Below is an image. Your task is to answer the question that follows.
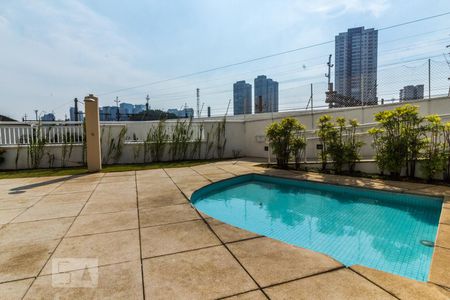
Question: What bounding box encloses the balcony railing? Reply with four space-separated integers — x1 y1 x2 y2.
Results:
0 122 84 146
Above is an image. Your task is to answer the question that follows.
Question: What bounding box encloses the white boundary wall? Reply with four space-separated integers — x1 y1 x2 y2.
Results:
1 97 449 176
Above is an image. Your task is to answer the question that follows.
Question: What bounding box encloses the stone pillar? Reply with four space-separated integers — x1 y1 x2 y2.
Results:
84 94 102 172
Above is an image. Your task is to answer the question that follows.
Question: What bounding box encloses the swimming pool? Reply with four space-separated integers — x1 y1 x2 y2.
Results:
191 174 442 281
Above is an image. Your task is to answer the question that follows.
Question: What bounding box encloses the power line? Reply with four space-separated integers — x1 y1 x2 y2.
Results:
97 12 450 97
377 12 450 31
100 32 450 104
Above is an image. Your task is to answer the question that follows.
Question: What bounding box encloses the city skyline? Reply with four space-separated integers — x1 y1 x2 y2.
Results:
0 2 449 120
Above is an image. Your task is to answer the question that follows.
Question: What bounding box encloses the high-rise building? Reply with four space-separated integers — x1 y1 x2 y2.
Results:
399 84 424 101
335 27 378 106
69 107 84 121
254 75 279 113
233 81 252 115
120 103 134 114
41 113 55 121
133 105 146 114
99 106 119 121
167 107 194 118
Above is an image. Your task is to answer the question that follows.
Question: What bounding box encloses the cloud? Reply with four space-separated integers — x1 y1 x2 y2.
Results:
304 0 390 17
0 0 155 118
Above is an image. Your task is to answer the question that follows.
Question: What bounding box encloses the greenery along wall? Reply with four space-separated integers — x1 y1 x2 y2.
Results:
369 104 450 181
266 104 450 182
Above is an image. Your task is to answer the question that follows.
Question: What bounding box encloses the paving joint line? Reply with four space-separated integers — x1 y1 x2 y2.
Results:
8 178 69 224
195 208 271 300
260 266 346 291
215 288 262 300
6 215 77 225
32 259 141 279
163 167 270 299
21 177 103 299
139 202 190 210
140 218 203 230
63 226 139 239
435 244 450 250
142 244 222 260
224 235 265 245
0 276 36 285
349 267 400 299
134 170 146 300
430 281 450 291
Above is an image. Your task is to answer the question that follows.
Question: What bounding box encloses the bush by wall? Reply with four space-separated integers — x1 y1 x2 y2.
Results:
369 104 450 181
317 116 363 174
266 117 306 169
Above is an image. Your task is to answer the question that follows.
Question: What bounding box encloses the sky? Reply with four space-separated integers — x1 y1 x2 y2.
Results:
0 0 449 120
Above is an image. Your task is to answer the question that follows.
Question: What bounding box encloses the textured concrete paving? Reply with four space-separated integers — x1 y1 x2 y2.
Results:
0 159 449 299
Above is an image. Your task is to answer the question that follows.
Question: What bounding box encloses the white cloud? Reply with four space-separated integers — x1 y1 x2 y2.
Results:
304 0 390 17
0 0 155 119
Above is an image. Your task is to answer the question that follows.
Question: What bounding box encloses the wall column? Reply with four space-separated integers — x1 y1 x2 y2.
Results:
84 94 102 172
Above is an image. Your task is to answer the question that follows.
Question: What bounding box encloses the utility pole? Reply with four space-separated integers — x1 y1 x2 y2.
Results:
114 96 120 121
196 88 200 118
225 99 231 117
74 98 79 121
306 83 314 110
324 54 334 108
146 94 150 112
446 44 450 96
325 54 333 87
428 58 431 100
200 103 204 117
207 106 211 118
34 110 38 121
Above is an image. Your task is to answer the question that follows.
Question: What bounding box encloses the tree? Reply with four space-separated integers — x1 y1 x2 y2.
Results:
128 110 178 121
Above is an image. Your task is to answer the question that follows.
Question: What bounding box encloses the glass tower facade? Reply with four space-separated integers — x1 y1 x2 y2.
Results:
335 27 378 105
233 80 252 115
254 75 279 113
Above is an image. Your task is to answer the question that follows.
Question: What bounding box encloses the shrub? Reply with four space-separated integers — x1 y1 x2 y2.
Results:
443 122 450 182
326 117 345 173
28 123 50 169
266 117 306 169
421 115 445 181
144 119 168 163
344 119 364 173
370 105 425 178
291 136 307 170
316 115 334 170
317 116 363 174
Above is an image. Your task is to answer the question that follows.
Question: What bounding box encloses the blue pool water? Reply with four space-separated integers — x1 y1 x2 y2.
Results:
191 174 442 281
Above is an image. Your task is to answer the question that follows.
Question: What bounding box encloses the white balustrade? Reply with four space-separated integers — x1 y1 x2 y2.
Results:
0 123 85 146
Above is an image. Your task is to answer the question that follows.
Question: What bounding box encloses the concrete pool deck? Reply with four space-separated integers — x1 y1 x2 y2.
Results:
0 159 448 299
